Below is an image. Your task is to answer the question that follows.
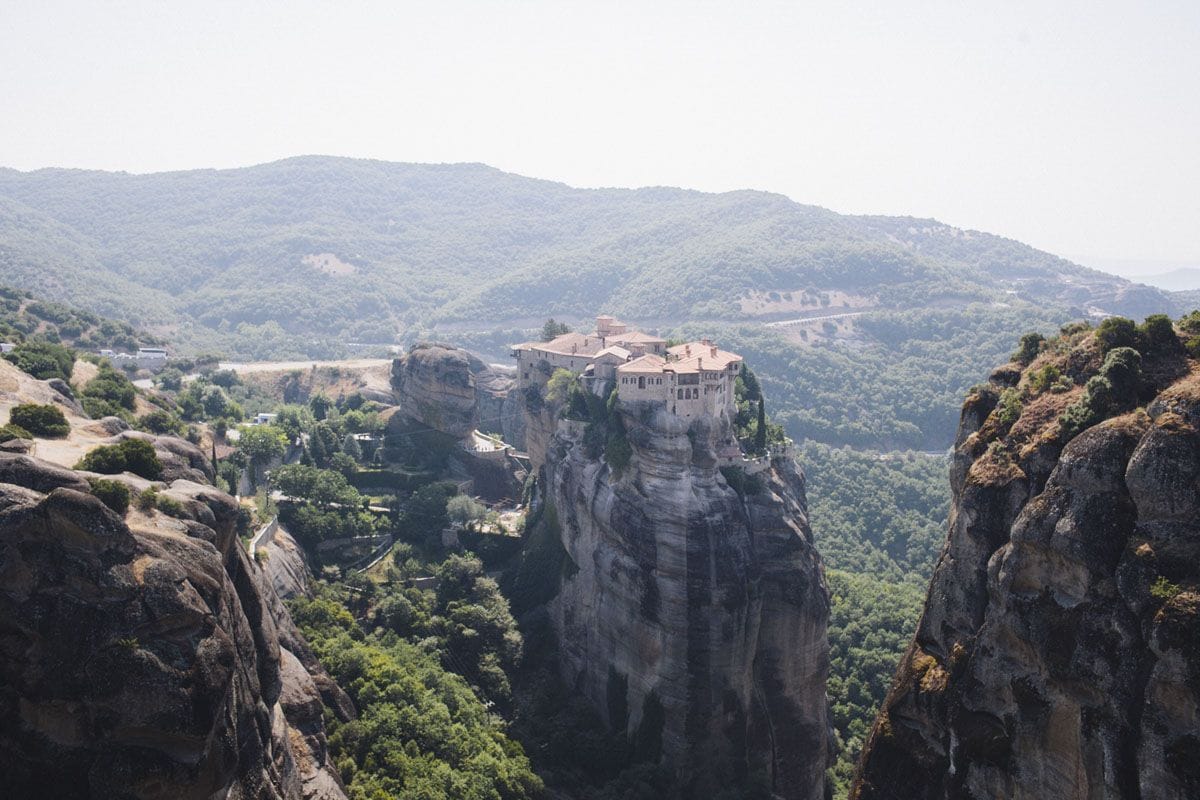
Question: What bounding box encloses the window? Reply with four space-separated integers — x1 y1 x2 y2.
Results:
638 376 645 389
677 388 684 399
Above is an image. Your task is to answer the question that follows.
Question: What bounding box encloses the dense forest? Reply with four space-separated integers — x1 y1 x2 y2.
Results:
0 157 1172 348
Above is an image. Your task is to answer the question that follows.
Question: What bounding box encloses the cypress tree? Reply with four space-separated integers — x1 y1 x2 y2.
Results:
754 398 767 454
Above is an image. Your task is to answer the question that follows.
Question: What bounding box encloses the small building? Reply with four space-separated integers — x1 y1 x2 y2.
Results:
0 342 15 354
136 348 169 361
253 412 278 426
590 345 632 381
98 348 116 358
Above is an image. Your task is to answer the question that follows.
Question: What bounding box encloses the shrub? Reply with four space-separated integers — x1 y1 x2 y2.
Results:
1059 375 1112 441
81 396 127 421
76 438 163 480
605 429 632 473
1138 314 1181 354
135 487 159 511
88 478 130 515
1098 346 1141 404
995 387 1022 427
3 340 75 381
1150 575 1181 601
1095 317 1137 354
0 423 32 441
154 493 188 518
82 365 137 412
1028 363 1063 394
9 403 70 438
1012 332 1045 365
138 409 182 434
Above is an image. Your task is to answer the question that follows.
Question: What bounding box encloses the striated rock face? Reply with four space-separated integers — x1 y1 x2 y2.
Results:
266 524 315 600
853 362 1200 800
538 401 830 799
390 343 478 438
0 453 350 800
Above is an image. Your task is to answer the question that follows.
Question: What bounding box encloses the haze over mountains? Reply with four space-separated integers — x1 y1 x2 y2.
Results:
0 157 1177 332
1 155 1186 452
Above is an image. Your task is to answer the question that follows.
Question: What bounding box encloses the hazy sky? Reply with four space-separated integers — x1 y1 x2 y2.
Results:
2 1 1197 269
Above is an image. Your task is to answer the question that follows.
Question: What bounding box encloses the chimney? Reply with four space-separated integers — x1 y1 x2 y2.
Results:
711 346 717 357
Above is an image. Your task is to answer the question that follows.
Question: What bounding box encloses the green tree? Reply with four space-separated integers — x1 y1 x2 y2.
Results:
310 393 332 420
544 368 576 404
341 433 363 462
238 425 287 471
754 398 767 453
1012 331 1045 364
155 367 184 391
541 318 571 341
447 494 487 529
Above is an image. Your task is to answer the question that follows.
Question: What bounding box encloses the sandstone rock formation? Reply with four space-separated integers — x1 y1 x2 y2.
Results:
0 453 350 800
266 524 316 600
467 352 525 450
527 396 831 799
853 348 1200 799
391 342 478 438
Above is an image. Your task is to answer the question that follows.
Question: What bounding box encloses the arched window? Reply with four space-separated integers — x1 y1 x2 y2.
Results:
677 388 684 399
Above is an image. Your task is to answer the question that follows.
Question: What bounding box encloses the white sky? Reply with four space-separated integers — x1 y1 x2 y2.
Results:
2 0 1198 269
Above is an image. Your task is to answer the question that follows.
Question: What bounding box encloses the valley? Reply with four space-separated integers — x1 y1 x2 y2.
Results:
0 160 1196 800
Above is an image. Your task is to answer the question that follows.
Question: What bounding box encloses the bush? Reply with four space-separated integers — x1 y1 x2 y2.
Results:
995 387 1022 427
1138 314 1180 354
1095 316 1137 354
9 403 70 438
82 364 137 412
1098 346 1141 403
138 409 182 434
154 493 188 518
3 340 75 381
135 487 159 511
0 423 32 441
1012 331 1045 365
76 438 163 480
1059 375 1113 441
88 478 130 515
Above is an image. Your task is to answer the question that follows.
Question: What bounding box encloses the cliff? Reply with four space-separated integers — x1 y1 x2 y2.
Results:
391 342 479 439
0 452 351 800
526 392 831 798
852 324 1200 799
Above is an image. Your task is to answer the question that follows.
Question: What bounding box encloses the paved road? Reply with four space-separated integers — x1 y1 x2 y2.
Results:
219 358 392 374
764 311 870 328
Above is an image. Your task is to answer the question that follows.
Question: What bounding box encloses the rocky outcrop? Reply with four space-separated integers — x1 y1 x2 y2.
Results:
266 524 315 600
0 453 349 800
532 399 830 799
853 349 1200 799
391 343 477 438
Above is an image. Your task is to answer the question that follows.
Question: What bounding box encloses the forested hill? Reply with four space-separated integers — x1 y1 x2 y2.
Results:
0 156 1172 350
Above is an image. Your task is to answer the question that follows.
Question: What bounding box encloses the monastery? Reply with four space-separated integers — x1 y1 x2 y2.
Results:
512 315 743 420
